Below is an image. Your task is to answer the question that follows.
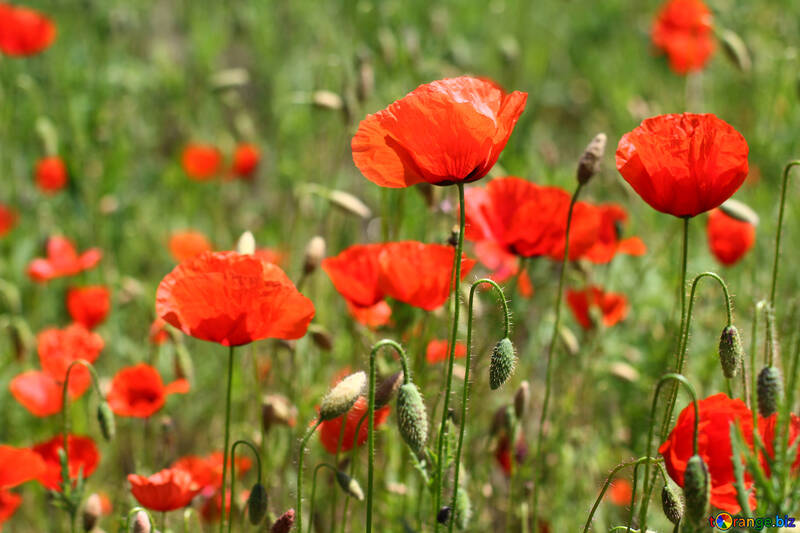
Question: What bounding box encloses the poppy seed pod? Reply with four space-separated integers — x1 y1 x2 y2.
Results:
303 236 326 275
489 337 516 390
335 470 365 501
661 475 684 525
718 325 743 378
757 366 783 417
97 402 116 441
454 487 472 530
436 506 451 525
397 382 428 454
320 371 366 421
270 508 295 533
577 133 607 184
130 510 151 533
237 231 256 255
374 371 403 409
683 455 710 526
247 483 268 525
514 380 530 419
82 493 102 531
261 394 297 431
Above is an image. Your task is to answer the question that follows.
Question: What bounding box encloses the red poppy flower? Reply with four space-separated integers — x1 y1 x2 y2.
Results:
156 251 315 346
652 0 714 74
253 247 285 266
581 204 647 264
66 286 111 329
319 396 390 454
128 468 201 512
607 479 633 506
168 230 213 262
34 156 68 194
352 76 527 188
759 413 800 474
182 144 221 180
616 114 749 218
322 243 392 326
0 490 22 529
0 445 46 488
425 339 467 364
346 300 392 328
659 393 756 513
107 364 189 418
0 205 17 237
566 286 629 330
27 236 102 282
377 242 475 311
0 3 56 56
706 208 755 266
149 317 170 345
172 451 252 494
9 370 66 416
231 143 260 178
32 435 99 490
38 323 103 394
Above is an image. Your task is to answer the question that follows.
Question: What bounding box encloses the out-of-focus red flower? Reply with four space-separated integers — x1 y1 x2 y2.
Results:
27 236 102 282
377 242 475 311
0 205 17 237
322 243 392 327
494 434 527 476
659 393 756 513
156 251 315 346
425 339 467 364
616 114 749 218
352 76 527 188
652 0 714 74
759 413 800 474
66 286 111 329
149 317 170 345
168 230 212 262
0 489 22 529
0 3 56 56
319 396 390 454
38 323 103 396
231 143 260 178
253 248 285 266
172 451 251 495
581 204 647 264
706 208 755 266
9 370 66 416
128 468 200 512
34 156 68 194
566 286 628 330
345 300 392 328
0 445 46 488
182 144 221 180
107 364 189 418
607 479 633 506
32 435 100 490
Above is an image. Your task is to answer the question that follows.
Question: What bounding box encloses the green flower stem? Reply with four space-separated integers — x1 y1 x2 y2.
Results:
310 462 339 532
751 301 766 432
769 160 800 306
227 439 262 533
341 412 370 533
61 360 104 466
218 346 236 533
531 181 584 532
297 419 322 533
448 278 509 532
434 182 466 531
640 373 699 532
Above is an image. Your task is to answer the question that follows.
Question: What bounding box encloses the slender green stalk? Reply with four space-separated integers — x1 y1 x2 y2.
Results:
448 279 509 532
751 301 766 434
61 360 104 470
342 412 370 533
434 182 466 530
228 439 262 533
310 462 338 531
531 182 584 532
219 346 236 533
769 161 800 306
297 419 322 533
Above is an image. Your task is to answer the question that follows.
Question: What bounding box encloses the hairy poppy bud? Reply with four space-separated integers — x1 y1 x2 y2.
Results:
683 455 710 526
270 508 295 533
237 231 256 255
303 236 326 275
82 493 102 531
374 371 403 409
247 483 268 525
436 506 451 525
757 366 783 417
454 487 472 529
661 475 684 525
718 325 743 378
489 337 516 390
514 380 530 419
97 402 116 441
262 394 297 432
576 133 607 184
397 382 428 454
335 471 365 501
320 372 366 421
130 510 151 533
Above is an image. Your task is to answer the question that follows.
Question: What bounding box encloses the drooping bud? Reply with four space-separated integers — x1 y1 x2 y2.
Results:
489 337 516 390
335 471 365 501
374 371 403 409
661 475 684 525
436 506 451 525
247 483 268 525
237 231 256 255
514 380 530 419
397 382 428 454
303 236 326 275
130 510 151 533
454 487 472 530
576 133 607 184
261 393 297 432
683 455 710 526
308 324 333 351
319 371 366 421
720 198 759 226
718 325 743 378
757 366 783 417
490 405 513 436
312 90 344 110
719 29 752 74
82 493 102 531
270 509 295 533
97 402 116 441
329 190 372 220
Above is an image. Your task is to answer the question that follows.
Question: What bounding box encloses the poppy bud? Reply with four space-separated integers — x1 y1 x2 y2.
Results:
436 506 451 525
309 324 333 351
397 382 428 454
303 236 326 275
270 508 295 533
454 487 472 530
357 55 374 103
97 402 116 441
320 371 366 421
490 405 514 436
719 29 752 74
335 471 365 501
329 190 372 220
489 337 516 390
757 366 783 417
312 90 344 110
237 231 256 255
514 380 530 419
661 475 684 525
718 325 743 378
130 510 151 533
247 483 268 525
720 198 759 226
374 371 403 409
683 455 710 526
262 394 297 432
576 133 607 185
82 493 102 531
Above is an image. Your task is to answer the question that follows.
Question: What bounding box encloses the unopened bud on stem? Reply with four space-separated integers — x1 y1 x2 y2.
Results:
576 133 607 184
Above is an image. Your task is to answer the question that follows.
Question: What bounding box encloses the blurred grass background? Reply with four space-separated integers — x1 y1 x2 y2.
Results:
2 0 800 530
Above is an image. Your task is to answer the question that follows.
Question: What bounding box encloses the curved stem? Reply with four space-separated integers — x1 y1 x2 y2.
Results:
297 419 322 533
310 462 338 531
531 182 584 532
448 278 509 532
640 373 699 532
227 439 262 533
219 346 235 533
769 160 800 306
342 413 369 533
